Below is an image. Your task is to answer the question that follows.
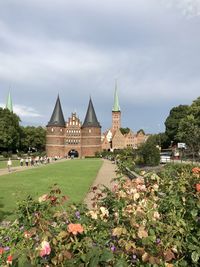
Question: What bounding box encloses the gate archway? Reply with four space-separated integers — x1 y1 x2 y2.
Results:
68 149 79 158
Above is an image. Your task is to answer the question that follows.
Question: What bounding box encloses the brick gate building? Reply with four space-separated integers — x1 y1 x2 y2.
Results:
46 96 101 158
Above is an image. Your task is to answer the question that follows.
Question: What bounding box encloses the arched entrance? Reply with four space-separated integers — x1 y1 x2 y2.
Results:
68 149 79 158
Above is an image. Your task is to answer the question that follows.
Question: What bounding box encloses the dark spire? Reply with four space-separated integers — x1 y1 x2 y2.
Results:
82 98 101 128
47 95 65 127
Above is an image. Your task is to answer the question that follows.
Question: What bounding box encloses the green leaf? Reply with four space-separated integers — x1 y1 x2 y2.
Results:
191 251 199 263
115 259 129 267
80 254 86 262
100 249 114 262
191 209 198 217
89 254 100 267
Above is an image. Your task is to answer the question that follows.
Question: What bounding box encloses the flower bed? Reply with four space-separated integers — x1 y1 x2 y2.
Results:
0 163 200 266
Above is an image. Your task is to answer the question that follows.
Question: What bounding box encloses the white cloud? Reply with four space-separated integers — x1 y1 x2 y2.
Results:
162 0 200 18
0 103 42 118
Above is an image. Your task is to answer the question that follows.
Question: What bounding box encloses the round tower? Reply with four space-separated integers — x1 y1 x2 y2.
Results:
81 98 101 157
46 95 66 157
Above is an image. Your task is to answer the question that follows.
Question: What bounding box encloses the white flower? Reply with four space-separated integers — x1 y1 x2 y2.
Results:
87 210 98 220
133 192 140 201
100 206 109 217
38 194 48 203
153 211 160 220
153 184 159 191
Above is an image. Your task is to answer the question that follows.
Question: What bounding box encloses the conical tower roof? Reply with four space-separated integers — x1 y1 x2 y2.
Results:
47 95 65 127
112 82 120 112
82 98 101 128
6 92 13 112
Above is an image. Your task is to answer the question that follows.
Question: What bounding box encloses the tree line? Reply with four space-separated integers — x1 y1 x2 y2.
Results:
143 96 200 162
0 107 46 155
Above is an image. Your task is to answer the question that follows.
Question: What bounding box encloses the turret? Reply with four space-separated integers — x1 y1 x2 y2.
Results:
112 82 121 131
81 98 101 157
46 95 66 157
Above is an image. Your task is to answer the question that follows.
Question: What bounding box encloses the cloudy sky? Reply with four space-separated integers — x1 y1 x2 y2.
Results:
0 0 200 133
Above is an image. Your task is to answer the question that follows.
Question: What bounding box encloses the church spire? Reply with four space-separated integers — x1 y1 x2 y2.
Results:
112 81 120 112
47 95 65 127
6 92 13 112
82 97 101 128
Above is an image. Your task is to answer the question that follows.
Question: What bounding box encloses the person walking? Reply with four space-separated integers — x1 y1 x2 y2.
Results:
20 158 24 167
25 158 29 167
7 158 12 172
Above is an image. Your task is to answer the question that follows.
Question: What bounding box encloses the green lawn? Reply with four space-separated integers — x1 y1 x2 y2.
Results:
0 159 102 220
0 159 20 169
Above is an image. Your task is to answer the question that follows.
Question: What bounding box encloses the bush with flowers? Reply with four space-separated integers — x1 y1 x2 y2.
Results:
0 163 200 266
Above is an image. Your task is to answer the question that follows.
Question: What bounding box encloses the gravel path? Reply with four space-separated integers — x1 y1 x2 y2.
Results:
84 159 118 209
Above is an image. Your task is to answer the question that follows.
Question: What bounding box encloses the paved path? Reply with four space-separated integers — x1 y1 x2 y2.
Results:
0 159 67 176
84 159 118 209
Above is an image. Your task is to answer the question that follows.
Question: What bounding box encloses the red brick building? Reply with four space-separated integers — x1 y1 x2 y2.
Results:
46 96 101 157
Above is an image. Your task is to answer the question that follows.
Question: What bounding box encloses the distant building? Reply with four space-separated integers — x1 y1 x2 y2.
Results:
101 84 148 151
46 96 101 157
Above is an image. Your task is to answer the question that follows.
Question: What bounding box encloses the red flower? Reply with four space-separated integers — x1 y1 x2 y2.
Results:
6 255 12 265
196 184 200 192
0 247 4 255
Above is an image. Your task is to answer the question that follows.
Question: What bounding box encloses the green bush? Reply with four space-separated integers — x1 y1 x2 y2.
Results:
138 141 160 166
1 151 12 159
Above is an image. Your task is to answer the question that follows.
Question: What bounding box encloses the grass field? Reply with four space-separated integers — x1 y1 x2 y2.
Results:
0 159 102 220
0 160 20 169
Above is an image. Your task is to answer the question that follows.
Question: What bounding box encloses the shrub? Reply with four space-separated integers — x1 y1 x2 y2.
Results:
138 141 160 166
1 151 12 159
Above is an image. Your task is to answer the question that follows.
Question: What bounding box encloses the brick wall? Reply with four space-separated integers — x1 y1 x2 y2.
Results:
81 127 101 157
46 126 65 157
112 111 121 131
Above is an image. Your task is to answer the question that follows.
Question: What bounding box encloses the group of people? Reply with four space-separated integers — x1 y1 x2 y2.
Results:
7 156 61 172
19 156 55 167
19 156 50 167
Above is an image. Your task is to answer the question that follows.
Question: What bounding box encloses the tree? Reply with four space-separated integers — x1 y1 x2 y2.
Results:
138 138 160 166
190 97 200 126
177 114 200 160
137 129 145 135
20 126 46 152
165 105 189 143
0 108 21 152
147 133 170 149
120 127 130 135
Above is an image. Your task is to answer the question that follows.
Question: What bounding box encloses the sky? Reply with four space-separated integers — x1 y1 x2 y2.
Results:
0 0 200 133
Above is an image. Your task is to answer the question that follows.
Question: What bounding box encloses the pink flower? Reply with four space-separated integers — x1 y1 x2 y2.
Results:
40 241 51 257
